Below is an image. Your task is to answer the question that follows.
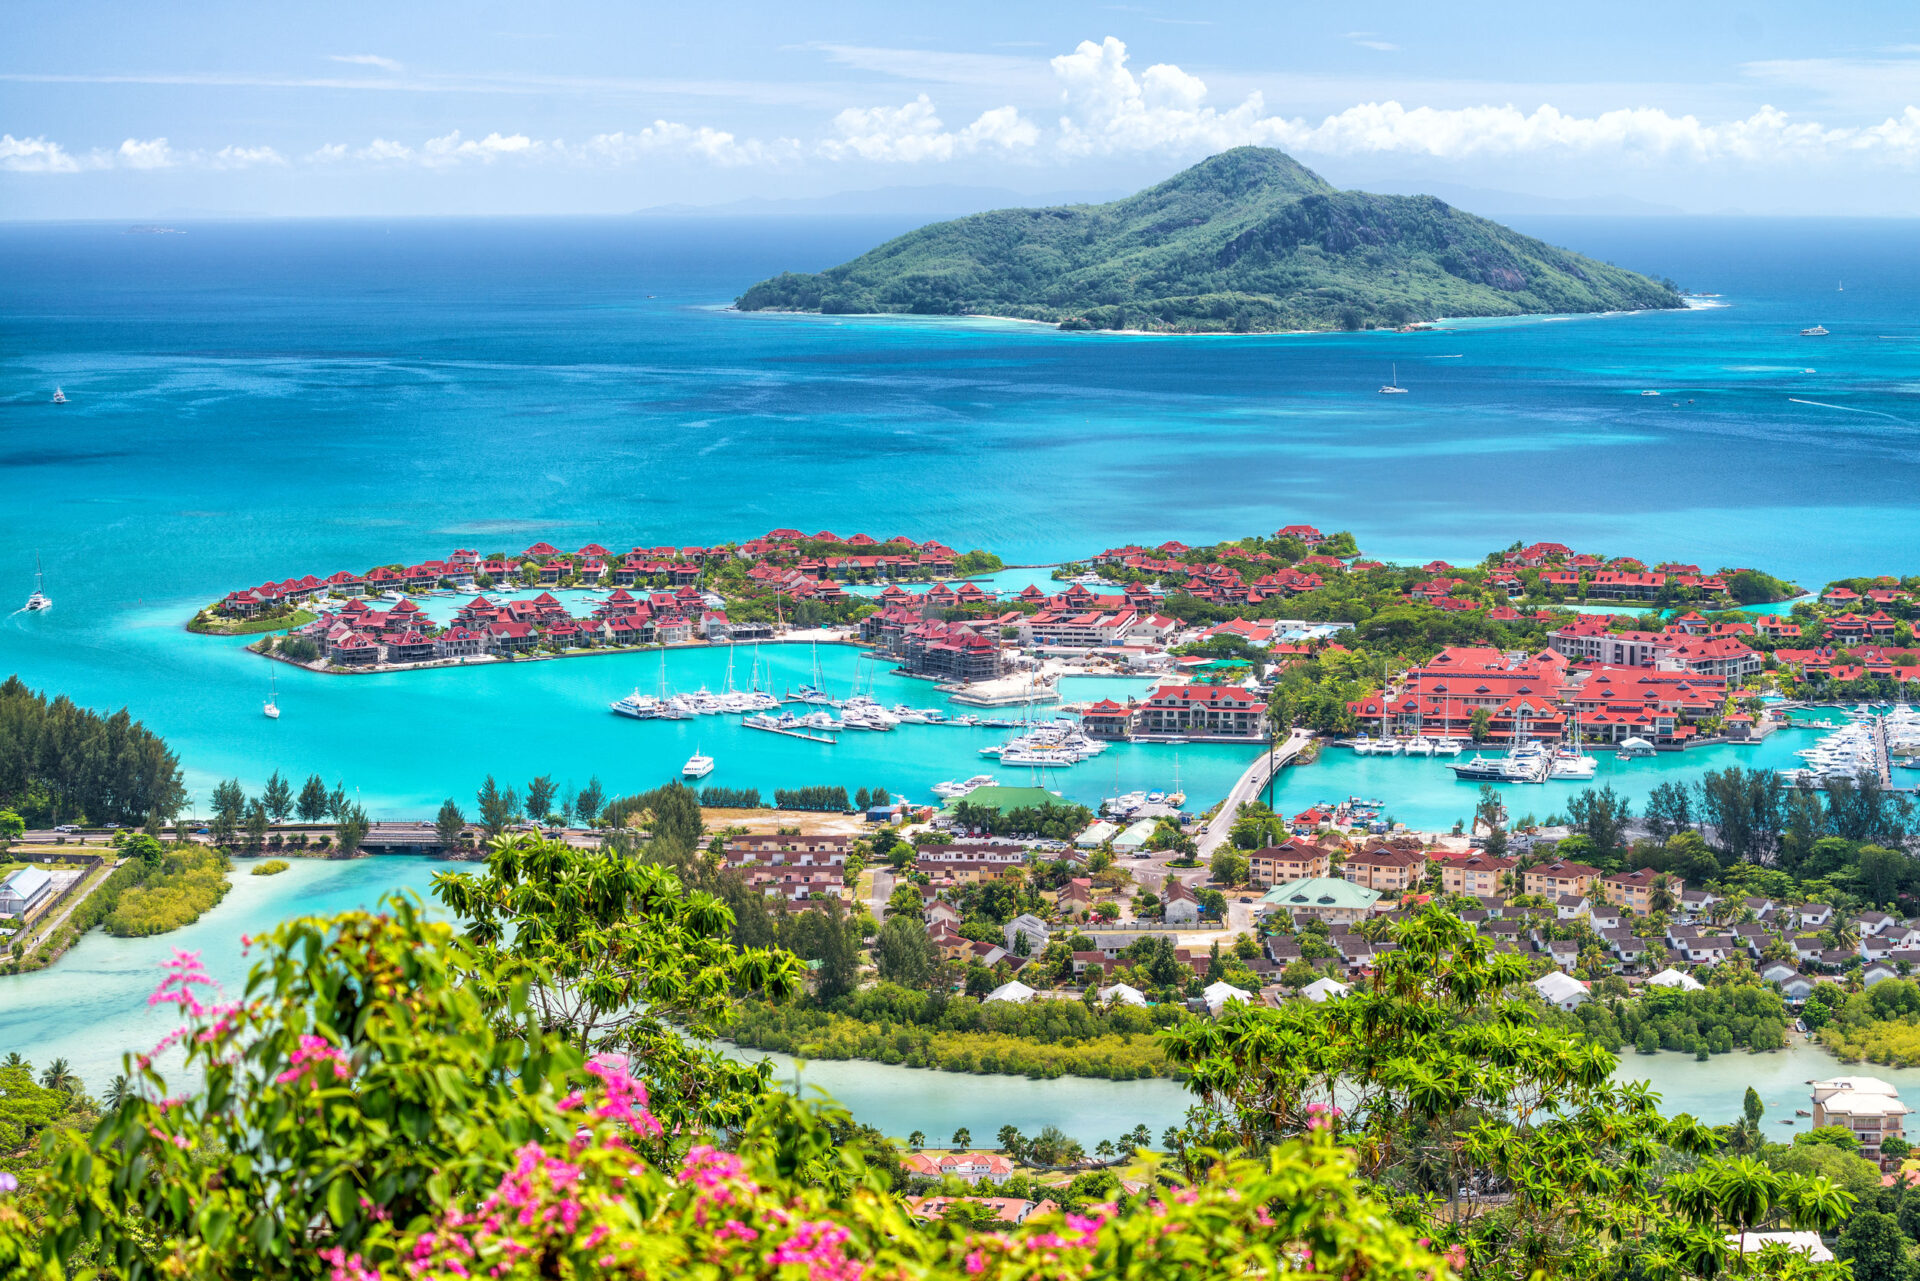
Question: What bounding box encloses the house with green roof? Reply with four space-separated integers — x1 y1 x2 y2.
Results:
1259 876 1380 924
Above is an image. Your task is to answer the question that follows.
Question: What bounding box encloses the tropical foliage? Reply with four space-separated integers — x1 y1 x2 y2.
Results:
100 844 231 937
0 675 187 827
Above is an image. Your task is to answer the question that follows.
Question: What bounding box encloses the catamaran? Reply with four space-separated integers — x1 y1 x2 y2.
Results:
1378 364 1409 395
23 554 51 612
682 750 715 779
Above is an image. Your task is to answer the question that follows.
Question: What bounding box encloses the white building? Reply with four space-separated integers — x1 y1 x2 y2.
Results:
983 980 1037 1005
0 866 53 918
1533 970 1590 1011
1811 1076 1911 1158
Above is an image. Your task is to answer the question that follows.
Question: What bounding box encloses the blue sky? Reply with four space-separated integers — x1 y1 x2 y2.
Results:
6 0 1920 217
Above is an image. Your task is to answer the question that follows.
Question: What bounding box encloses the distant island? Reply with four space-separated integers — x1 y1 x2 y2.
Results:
735 147 1686 334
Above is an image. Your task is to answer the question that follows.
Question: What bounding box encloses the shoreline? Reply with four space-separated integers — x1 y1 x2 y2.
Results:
727 299 1694 339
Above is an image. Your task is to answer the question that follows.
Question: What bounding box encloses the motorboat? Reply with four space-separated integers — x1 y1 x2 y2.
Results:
1800 325 1829 336
682 751 715 779
1450 755 1520 781
610 689 663 719
932 774 997 799
1641 390 1661 397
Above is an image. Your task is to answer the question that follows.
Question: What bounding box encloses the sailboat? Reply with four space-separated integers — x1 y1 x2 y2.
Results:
1838 280 1845 292
50 387 67 405
263 671 280 720
23 554 51 612
1379 364 1409 395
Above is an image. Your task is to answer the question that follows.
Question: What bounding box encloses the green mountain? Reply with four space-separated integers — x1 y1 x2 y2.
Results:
735 147 1685 333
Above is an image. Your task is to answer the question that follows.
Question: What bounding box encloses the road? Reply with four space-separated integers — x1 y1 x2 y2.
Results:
12 858 123 953
1196 729 1314 856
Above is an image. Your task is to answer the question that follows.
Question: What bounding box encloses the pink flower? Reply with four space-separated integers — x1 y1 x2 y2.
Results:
965 1250 988 1274
274 1033 352 1086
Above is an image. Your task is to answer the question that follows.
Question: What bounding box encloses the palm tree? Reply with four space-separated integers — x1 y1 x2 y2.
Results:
1 1052 26 1071
907 1130 925 1150
105 1074 133 1108
39 1057 79 1095
950 1126 971 1150
1649 874 1678 916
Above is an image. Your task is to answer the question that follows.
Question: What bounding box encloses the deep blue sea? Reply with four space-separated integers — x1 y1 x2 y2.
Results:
2 213 1918 820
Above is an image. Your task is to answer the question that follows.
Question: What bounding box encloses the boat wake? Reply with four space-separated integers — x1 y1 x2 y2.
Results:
1787 397 1912 425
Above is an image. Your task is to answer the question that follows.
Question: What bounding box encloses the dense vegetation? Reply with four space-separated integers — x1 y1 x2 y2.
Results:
0 676 187 827
728 983 1181 1080
1557 983 1791 1056
0 835 1882 1281
100 843 230 937
250 858 290 876
737 147 1684 333
1814 979 1920 1066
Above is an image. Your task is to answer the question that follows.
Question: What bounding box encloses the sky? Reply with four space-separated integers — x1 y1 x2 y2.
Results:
5 0 1920 219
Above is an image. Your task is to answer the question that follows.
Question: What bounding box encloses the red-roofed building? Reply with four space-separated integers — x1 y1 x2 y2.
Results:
1137 684 1264 739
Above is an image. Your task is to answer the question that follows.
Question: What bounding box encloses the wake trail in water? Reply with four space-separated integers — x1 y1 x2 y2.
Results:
1787 397 1912 425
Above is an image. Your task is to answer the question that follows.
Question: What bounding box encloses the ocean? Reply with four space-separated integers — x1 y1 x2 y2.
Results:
3 214 1918 815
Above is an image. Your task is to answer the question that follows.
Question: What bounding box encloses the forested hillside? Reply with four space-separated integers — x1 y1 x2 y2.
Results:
737 147 1685 333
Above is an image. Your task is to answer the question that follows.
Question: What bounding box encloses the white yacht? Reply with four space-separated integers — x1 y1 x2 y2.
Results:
1379 364 1409 395
263 672 280 720
610 689 663 719
932 774 997 799
1403 735 1436 757
682 751 715 779
50 387 67 405
23 554 51 612
1549 750 1597 780
1800 325 1829 337
1430 737 1465 756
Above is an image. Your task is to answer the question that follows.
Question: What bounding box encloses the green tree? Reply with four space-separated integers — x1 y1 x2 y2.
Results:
875 913 938 988
525 775 558 824
1210 847 1249 887
908 1130 925 1150
209 777 246 847
1565 784 1632 864
1836 1209 1913 1281
333 803 370 857
261 770 293 823
37 1057 79 1096
432 834 800 1081
1469 707 1493 742
244 798 270 853
476 775 519 837
573 775 606 828
952 1126 972 1149
295 774 329 822
0 808 27 842
434 798 467 854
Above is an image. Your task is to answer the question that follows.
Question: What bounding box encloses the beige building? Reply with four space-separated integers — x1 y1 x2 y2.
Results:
1811 1076 1911 1159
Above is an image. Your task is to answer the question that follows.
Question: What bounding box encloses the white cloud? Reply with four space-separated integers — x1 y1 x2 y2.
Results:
328 53 404 72
571 122 798 167
1048 35 1920 164
210 144 286 169
1354 40 1400 52
420 130 539 165
0 134 85 173
116 137 176 169
819 94 1037 162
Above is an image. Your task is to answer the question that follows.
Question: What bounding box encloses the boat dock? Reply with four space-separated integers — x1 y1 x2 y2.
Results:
741 719 838 745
